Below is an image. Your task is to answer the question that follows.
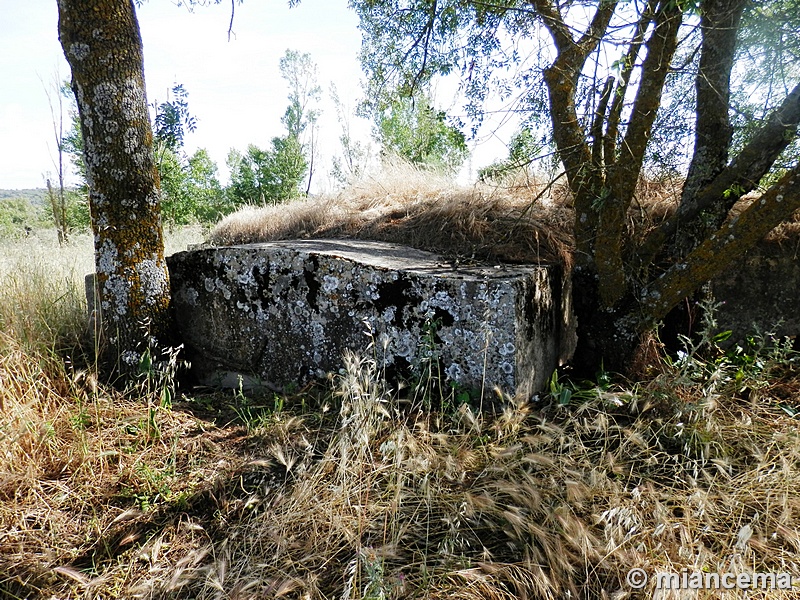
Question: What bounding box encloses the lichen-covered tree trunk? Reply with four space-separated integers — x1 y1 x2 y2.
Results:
58 0 171 380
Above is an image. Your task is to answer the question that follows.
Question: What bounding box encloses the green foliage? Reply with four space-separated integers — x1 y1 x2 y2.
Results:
0 197 45 236
151 84 230 226
226 138 307 206
665 305 799 400
64 80 227 226
63 105 86 187
153 83 197 152
279 50 321 140
186 149 230 222
351 0 798 178
41 188 91 232
225 50 318 203
547 364 614 408
376 92 468 173
158 146 228 226
478 127 541 182
730 0 800 175
157 144 194 226
279 49 321 194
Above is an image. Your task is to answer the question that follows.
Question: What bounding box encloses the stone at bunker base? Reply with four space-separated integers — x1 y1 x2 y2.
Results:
166 239 569 401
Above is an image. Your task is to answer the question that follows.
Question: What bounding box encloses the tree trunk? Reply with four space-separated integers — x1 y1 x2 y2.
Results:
58 0 171 381
678 0 747 230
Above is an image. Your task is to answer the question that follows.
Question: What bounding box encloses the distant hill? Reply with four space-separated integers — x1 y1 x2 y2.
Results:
0 188 48 207
0 190 50 234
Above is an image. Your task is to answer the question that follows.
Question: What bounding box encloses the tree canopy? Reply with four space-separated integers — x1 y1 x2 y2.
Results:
375 91 468 173
351 0 800 371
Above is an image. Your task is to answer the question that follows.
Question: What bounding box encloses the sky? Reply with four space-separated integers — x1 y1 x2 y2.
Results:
0 1 513 192
0 0 367 191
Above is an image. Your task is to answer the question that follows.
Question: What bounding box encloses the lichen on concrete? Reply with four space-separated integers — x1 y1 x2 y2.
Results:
168 239 565 399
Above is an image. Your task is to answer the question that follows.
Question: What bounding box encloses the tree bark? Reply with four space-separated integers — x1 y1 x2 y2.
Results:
595 0 682 306
534 0 618 266
58 0 171 380
678 0 748 228
637 80 800 267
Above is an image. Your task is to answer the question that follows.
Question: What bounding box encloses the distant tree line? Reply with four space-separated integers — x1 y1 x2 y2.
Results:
33 47 470 241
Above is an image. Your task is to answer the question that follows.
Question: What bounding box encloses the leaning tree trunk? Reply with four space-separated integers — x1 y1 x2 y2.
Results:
58 0 171 381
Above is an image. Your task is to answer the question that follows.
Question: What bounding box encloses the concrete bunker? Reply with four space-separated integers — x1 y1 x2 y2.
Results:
167 239 571 399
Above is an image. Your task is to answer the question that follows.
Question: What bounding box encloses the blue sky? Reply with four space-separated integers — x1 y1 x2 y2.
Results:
0 0 372 190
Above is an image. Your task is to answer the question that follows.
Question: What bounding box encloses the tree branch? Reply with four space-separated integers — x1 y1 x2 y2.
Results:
637 162 800 328
591 76 614 171
593 0 683 306
529 0 574 53
610 0 682 200
228 0 235 41
534 0 618 264
638 80 800 263
604 0 658 166
680 0 748 209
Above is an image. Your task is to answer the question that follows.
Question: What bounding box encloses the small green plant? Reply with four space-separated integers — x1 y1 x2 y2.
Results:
547 362 613 407
231 377 286 432
129 344 185 444
123 465 173 512
360 547 390 600
69 400 92 432
666 298 798 400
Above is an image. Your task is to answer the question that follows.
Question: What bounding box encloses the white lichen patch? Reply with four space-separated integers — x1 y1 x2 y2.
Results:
184 287 199 306
121 78 146 117
69 42 90 61
122 127 140 154
322 275 340 293
499 342 516 356
97 239 118 275
103 273 130 316
92 82 118 121
136 259 169 306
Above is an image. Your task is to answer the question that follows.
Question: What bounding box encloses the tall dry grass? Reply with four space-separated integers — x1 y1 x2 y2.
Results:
0 227 210 599
113 333 800 600
210 164 800 268
1 224 799 599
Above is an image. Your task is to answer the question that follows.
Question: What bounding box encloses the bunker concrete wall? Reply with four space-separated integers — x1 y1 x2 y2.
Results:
710 241 800 343
167 240 567 399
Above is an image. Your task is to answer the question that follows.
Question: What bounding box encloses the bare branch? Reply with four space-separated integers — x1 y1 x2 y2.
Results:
529 0 574 53
681 0 748 207
604 0 658 166
591 76 614 171
228 0 235 41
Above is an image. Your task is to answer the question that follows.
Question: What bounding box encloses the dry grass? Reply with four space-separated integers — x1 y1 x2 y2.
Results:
210 165 800 268
0 227 215 599
47 342 798 600
2 225 800 599
209 162 575 266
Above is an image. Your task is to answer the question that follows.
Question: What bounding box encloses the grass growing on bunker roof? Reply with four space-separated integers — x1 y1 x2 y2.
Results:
209 162 577 266
210 162 800 266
